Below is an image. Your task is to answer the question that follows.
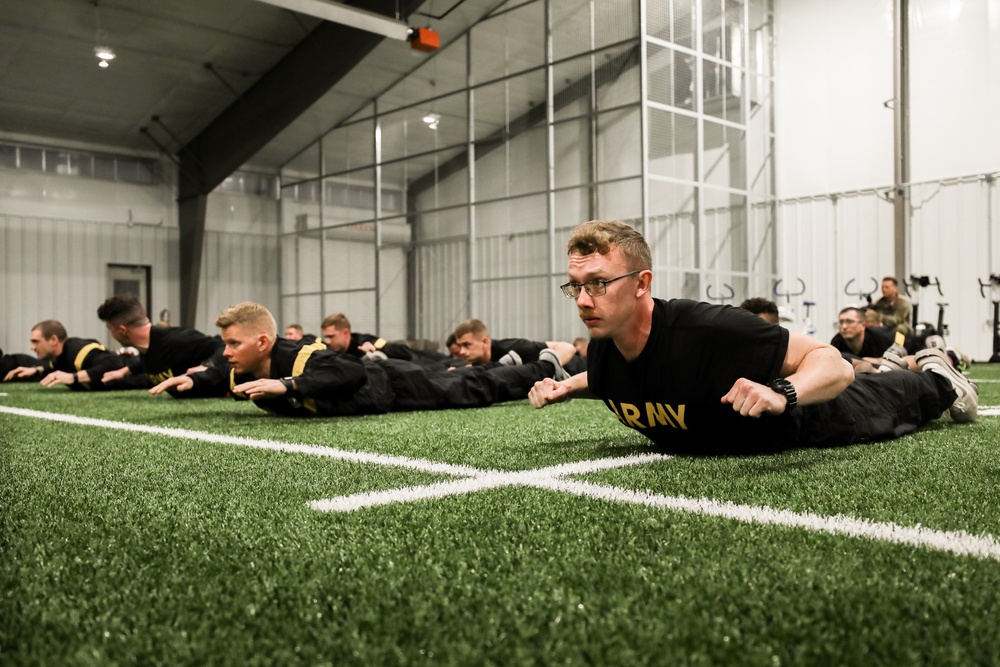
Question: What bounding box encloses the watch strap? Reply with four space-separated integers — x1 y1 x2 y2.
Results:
767 378 798 411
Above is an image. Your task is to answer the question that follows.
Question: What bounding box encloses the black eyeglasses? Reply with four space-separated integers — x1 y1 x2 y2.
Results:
560 270 642 299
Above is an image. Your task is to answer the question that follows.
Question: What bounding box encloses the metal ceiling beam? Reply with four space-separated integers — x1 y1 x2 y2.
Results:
251 0 411 40
175 0 427 327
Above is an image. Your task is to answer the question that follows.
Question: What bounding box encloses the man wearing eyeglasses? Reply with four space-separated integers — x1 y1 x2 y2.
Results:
528 220 977 453
830 306 901 372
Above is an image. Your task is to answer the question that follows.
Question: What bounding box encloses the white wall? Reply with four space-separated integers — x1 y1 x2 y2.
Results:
774 0 895 197
908 0 1000 181
773 0 1000 360
0 162 279 352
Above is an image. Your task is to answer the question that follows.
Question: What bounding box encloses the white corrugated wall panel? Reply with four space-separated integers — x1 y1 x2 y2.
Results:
909 179 996 361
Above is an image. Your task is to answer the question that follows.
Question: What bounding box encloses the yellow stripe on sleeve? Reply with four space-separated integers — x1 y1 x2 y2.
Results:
291 340 327 414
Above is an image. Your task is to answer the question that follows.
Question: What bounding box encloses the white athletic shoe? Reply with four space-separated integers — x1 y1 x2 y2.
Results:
915 347 978 423
538 349 570 382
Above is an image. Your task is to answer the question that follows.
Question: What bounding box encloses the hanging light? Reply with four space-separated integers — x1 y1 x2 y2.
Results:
93 2 115 69
95 43 116 68
422 113 440 130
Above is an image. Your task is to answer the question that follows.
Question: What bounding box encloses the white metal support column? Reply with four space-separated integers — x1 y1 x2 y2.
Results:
741 0 752 279
545 0 557 337
374 98 383 332
589 1 598 218
694 0 705 286
318 139 327 319
639 0 650 238
277 170 287 328
892 0 911 283
466 35 476 319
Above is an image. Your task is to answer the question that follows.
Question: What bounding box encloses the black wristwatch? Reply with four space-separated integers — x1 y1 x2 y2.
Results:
767 378 798 412
279 376 296 393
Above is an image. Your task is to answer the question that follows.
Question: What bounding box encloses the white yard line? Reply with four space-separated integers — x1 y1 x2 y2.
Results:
2 404 999 561
0 406 483 477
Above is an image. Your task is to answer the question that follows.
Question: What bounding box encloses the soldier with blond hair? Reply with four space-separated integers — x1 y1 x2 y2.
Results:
155 302 569 417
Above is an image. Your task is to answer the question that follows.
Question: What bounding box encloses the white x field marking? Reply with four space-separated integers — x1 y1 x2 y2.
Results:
2 404 1000 562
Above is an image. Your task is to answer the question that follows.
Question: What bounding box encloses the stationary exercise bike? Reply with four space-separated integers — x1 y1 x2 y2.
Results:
978 274 1000 363
705 283 735 304
844 277 879 307
906 275 948 346
773 278 816 336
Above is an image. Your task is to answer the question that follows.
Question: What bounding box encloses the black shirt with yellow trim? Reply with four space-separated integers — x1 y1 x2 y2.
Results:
45 337 129 391
343 332 413 361
227 338 393 416
132 326 229 397
0 352 43 382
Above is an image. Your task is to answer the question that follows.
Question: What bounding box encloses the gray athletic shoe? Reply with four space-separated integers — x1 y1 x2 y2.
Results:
924 335 946 350
498 350 522 366
915 347 978 423
877 351 909 373
538 348 570 382
883 342 908 358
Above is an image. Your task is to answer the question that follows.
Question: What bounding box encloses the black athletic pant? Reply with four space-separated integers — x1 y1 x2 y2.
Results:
788 370 956 447
0 354 40 381
377 359 554 412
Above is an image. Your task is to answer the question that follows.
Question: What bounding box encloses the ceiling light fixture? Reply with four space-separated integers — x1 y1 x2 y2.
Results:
422 113 440 130
93 0 115 69
95 43 115 68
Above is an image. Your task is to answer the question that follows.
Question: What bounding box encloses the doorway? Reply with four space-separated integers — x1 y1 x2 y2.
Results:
106 264 152 347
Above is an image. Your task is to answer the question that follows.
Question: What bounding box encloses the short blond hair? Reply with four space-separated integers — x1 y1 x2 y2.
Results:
216 302 277 338
566 220 652 271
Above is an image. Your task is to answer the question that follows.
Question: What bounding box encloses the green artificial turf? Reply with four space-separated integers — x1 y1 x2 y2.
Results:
2 366 999 666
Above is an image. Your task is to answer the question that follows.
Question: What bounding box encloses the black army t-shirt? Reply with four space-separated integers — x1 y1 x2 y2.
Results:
587 298 787 452
830 325 893 359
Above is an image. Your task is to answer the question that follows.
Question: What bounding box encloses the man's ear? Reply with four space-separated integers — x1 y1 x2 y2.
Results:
257 333 270 351
636 269 653 295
